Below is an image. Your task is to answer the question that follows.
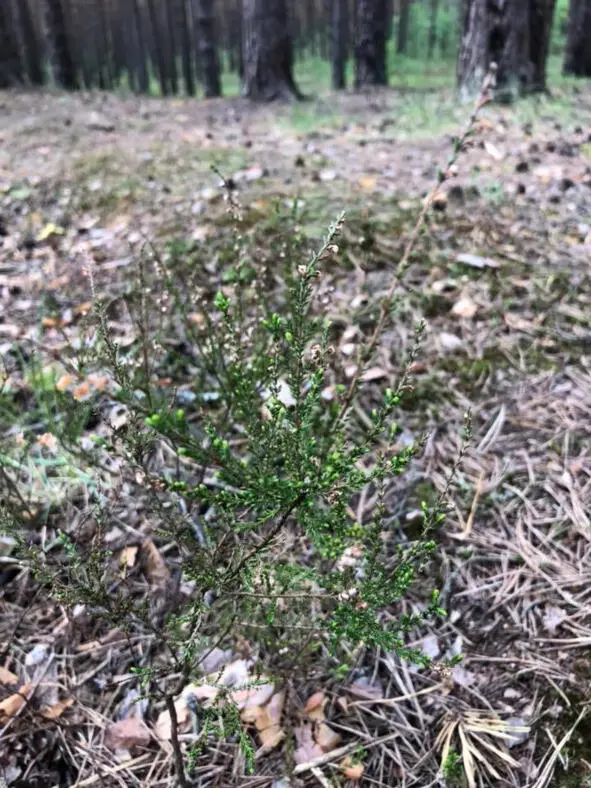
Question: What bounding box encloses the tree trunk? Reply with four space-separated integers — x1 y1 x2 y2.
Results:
457 0 555 100
180 0 196 95
147 0 171 94
0 0 24 88
355 0 388 88
331 0 348 89
17 0 45 85
166 0 179 94
397 0 410 54
530 0 556 89
242 0 302 101
428 0 439 59
564 0 591 76
193 0 221 97
227 0 243 75
132 0 150 93
45 0 78 89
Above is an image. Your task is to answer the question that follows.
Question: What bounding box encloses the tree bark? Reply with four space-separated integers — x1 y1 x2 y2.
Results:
457 0 556 100
564 0 591 76
166 0 180 94
45 0 78 89
355 0 389 88
397 0 410 54
193 0 221 97
147 0 171 94
17 0 45 85
132 0 150 93
0 0 24 88
331 0 348 89
180 0 196 95
530 0 556 89
242 0 302 101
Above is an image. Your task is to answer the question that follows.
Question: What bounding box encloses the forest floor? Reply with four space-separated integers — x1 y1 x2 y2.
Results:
2 82 591 788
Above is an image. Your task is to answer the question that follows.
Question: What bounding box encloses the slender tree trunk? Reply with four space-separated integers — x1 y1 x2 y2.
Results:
99 0 115 89
147 0 171 94
331 0 348 88
397 0 410 54
457 0 555 100
242 0 302 101
132 0 150 92
0 0 24 88
17 0 45 85
428 0 440 59
530 0 556 89
355 0 388 88
166 0 179 94
226 0 242 74
564 0 591 76
45 0 78 89
193 0 221 97
180 0 196 95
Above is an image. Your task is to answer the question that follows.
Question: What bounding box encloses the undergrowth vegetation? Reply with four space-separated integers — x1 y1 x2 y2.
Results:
0 202 461 783
0 80 496 783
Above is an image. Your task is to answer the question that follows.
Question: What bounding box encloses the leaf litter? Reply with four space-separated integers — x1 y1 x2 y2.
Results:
2 87 591 787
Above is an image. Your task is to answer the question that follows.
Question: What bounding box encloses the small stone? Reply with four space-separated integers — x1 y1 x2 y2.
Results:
86 111 115 132
440 332 463 352
319 168 337 182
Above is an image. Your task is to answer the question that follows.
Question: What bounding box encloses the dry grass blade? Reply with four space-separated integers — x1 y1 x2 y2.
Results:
531 708 588 788
437 711 527 788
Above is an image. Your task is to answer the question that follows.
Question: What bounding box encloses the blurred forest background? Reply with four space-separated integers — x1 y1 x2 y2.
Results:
1 0 590 101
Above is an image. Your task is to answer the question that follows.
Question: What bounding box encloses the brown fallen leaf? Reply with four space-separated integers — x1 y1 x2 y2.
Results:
0 683 31 719
294 723 324 764
0 666 19 686
451 295 478 319
361 366 387 383
119 545 139 570
253 691 286 750
56 373 76 392
39 697 75 719
316 721 341 752
504 313 535 333
105 716 151 750
348 677 384 700
233 679 275 712
141 538 170 586
153 696 191 741
341 756 365 781
187 311 205 326
304 691 326 721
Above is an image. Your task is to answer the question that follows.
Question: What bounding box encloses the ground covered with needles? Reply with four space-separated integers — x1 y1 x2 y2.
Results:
1 83 591 787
